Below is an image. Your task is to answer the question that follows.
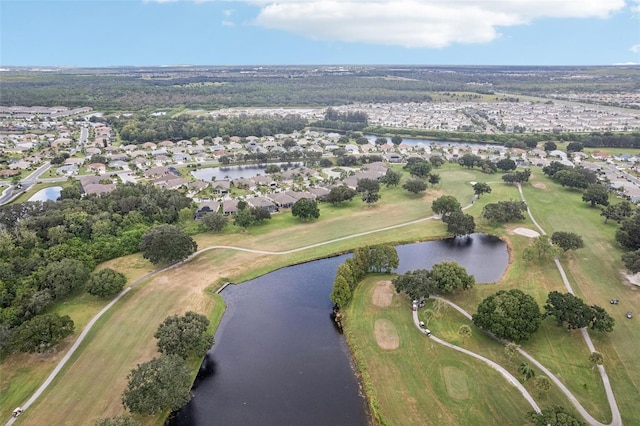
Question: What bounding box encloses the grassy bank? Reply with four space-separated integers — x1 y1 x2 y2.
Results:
3 165 638 424
344 276 536 425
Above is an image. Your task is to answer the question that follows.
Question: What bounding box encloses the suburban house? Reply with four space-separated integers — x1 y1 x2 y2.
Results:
247 196 278 213
194 201 221 219
223 199 240 215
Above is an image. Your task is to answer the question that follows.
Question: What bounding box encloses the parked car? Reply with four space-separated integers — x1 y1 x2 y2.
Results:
626 311 633 319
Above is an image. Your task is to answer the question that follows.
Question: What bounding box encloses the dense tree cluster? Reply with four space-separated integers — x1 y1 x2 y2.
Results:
482 200 528 224
0 183 192 356
544 291 614 332
601 200 635 224
542 162 598 190
472 289 542 342
392 261 475 299
615 212 640 251
501 169 531 184
527 405 586 426
113 113 308 143
9 313 74 354
330 245 399 308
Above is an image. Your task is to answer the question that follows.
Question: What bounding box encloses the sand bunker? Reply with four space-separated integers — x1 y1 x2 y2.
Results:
513 227 540 238
374 319 400 350
533 182 547 189
623 272 640 287
373 281 394 307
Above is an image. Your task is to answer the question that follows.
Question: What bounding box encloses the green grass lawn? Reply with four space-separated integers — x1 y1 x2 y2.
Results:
344 276 537 425
3 164 639 425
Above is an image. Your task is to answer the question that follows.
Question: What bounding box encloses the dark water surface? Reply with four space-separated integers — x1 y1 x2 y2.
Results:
170 234 507 425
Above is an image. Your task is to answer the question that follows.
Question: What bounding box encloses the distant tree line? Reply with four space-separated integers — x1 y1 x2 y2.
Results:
111 113 308 143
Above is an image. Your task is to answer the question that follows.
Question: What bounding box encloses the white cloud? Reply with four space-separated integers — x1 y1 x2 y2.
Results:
144 0 627 48
631 44 640 53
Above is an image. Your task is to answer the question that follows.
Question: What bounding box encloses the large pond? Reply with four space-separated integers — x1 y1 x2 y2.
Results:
364 134 503 151
191 162 302 181
170 233 508 425
27 186 62 202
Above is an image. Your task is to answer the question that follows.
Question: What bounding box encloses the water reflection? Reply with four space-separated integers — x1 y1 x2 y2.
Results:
171 235 508 425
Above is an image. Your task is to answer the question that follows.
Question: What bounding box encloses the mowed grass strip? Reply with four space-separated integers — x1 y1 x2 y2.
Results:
344 276 535 426
11 250 231 425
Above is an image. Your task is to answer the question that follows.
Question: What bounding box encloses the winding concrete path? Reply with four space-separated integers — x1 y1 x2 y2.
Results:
517 183 621 426
411 309 542 414
422 296 616 426
6 210 447 425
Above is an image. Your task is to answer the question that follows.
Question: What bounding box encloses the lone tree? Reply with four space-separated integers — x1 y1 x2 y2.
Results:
496 158 517 172
430 261 475 293
292 198 320 221
458 325 472 345
472 182 492 198
139 224 197 264
442 210 475 237
154 311 214 359
523 235 561 262
505 342 520 361
582 183 609 207
201 212 229 232
403 178 428 195
380 169 402 187
473 289 542 342
518 362 536 381
551 231 584 252
122 355 192 415
86 268 127 298
327 185 358 205
11 313 74 353
534 375 552 395
589 351 604 371
431 195 461 218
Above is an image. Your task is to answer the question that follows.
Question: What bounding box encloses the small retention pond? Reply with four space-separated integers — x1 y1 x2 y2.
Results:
27 186 62 202
170 233 508 425
191 162 302 182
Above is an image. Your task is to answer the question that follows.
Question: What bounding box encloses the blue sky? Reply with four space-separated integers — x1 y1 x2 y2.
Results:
1 0 639 66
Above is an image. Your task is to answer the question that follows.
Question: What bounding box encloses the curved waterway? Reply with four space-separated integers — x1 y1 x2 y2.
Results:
170 233 508 425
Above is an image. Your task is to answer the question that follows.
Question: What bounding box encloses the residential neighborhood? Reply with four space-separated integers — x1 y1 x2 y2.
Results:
1 103 640 211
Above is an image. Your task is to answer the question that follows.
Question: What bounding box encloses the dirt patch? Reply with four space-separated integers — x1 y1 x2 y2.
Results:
513 227 540 238
372 281 394 307
533 182 547 189
374 319 400 350
441 366 470 400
